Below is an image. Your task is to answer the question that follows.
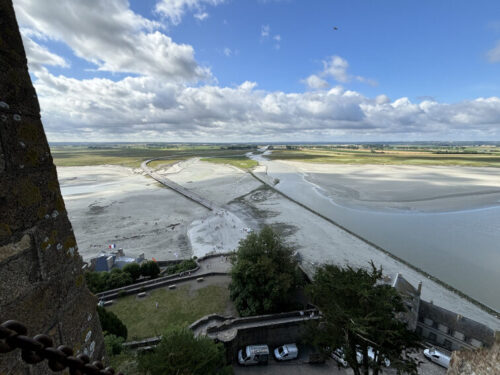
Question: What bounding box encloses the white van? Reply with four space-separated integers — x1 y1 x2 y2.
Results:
423 348 450 368
274 343 299 361
238 345 269 365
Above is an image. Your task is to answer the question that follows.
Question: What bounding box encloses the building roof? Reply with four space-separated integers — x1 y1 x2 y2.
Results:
419 300 495 346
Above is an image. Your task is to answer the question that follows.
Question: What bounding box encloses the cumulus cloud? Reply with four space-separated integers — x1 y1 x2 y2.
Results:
30 66 500 142
14 0 210 81
487 41 500 62
302 55 377 90
156 0 224 25
223 47 232 57
302 74 329 89
20 31 69 72
322 56 376 85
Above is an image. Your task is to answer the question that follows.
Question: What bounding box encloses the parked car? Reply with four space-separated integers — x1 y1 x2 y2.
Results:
423 348 450 368
330 347 390 368
238 345 269 366
274 343 299 361
330 348 348 367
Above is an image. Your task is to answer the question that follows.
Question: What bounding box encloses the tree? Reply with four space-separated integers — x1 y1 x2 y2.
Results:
97 306 128 340
140 260 160 279
104 334 125 356
306 263 420 375
108 268 133 289
123 262 141 281
137 327 232 375
229 226 303 316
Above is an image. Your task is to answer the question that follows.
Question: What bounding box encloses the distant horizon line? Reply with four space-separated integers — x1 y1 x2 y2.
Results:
49 141 500 145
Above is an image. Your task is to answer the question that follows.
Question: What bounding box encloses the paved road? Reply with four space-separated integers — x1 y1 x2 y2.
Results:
141 159 216 210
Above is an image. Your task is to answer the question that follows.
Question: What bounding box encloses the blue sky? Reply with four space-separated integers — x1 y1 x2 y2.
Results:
12 0 500 141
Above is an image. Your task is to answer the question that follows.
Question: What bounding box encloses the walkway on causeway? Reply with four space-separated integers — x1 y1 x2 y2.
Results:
141 159 216 210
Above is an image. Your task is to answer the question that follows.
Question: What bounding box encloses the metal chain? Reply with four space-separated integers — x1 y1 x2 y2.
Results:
0 320 124 375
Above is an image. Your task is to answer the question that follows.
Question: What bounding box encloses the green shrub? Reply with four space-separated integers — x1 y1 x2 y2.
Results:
166 259 197 275
97 306 128 340
138 327 232 375
104 333 125 356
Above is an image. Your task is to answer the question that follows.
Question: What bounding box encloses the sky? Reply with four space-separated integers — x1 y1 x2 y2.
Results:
12 0 500 142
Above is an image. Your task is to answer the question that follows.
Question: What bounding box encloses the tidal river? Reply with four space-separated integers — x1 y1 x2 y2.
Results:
252 154 500 312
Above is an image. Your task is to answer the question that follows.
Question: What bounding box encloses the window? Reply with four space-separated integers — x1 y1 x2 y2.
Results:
469 338 482 348
443 339 452 350
453 331 465 341
424 318 433 326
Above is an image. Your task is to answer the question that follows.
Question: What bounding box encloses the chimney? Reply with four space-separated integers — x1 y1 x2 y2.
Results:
417 281 422 296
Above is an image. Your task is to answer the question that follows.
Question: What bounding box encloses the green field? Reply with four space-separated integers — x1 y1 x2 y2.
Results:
106 284 234 340
146 159 185 170
51 145 252 168
201 156 258 170
268 147 500 167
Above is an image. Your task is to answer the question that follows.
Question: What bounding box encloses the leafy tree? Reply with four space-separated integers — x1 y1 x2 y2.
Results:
123 262 141 281
97 306 128 340
306 263 420 375
229 226 303 316
140 261 160 279
108 269 133 289
138 327 232 375
104 333 125 356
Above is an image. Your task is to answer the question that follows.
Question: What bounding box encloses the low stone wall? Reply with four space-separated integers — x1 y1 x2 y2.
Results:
96 264 200 299
97 271 228 301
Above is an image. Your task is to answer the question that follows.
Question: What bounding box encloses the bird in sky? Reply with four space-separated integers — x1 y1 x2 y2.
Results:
333 26 338 30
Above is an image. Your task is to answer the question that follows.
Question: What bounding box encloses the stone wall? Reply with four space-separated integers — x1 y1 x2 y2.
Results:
447 334 500 375
0 1 104 373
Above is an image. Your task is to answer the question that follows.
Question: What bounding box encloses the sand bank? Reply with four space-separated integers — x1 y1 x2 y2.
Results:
58 165 207 261
282 162 500 213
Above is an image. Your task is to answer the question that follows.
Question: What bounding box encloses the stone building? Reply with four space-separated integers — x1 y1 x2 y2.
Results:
416 300 495 351
390 274 495 352
0 1 104 373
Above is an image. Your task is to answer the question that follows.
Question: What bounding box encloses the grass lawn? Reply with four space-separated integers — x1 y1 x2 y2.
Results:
106 284 233 340
146 158 185 170
268 148 500 167
201 156 258 170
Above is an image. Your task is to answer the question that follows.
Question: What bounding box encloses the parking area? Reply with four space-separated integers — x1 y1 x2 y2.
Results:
233 345 447 375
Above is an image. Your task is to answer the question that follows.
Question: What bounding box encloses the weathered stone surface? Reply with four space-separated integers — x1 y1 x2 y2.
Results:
0 1 105 373
0 233 30 262
447 335 500 375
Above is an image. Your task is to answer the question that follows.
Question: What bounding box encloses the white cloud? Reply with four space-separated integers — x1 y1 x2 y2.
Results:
14 0 210 82
30 67 500 142
194 12 209 21
20 31 69 72
302 74 329 89
261 25 270 37
323 55 377 85
302 55 376 88
487 41 500 62
156 0 224 25
273 35 281 42
223 47 232 57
